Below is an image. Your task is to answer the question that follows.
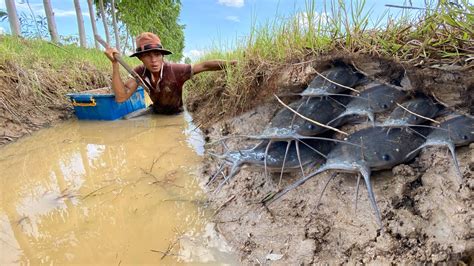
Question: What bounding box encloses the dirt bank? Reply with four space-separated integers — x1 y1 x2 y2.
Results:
190 54 473 264
0 60 109 147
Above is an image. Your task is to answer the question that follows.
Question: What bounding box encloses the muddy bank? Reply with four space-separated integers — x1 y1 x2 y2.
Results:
0 60 109 147
193 54 473 264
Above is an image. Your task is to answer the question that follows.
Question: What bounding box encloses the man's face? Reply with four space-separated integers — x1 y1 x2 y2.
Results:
138 51 164 73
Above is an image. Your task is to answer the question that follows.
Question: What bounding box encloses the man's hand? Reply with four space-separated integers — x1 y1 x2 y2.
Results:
228 60 238 67
104 47 119 63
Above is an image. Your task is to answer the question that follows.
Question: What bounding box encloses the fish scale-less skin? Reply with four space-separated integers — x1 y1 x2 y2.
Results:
225 139 333 172
267 96 351 137
383 96 441 126
301 65 365 96
328 83 407 125
268 126 428 228
405 115 474 179
426 115 474 146
212 139 335 192
346 83 406 114
327 127 427 171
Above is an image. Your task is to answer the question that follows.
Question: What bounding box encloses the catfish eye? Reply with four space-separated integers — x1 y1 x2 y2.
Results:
382 154 390 161
308 124 314 130
382 104 388 109
462 135 468 140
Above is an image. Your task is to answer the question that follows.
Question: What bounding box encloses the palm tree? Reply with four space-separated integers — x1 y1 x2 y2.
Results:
86 0 100 49
98 0 111 45
5 0 21 36
73 0 87 47
111 0 120 50
43 0 59 42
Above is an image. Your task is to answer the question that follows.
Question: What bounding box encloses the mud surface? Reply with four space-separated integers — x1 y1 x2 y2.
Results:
197 55 473 264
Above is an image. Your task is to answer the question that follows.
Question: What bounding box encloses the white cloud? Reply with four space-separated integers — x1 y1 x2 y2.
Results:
54 9 90 18
225 16 240 22
183 49 207 62
16 2 44 14
217 0 244 8
1 2 88 18
0 26 5 35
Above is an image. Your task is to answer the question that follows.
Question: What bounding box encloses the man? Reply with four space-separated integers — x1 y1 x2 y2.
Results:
105 32 234 115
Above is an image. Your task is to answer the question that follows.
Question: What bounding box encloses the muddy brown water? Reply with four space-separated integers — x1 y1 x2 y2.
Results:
0 112 237 264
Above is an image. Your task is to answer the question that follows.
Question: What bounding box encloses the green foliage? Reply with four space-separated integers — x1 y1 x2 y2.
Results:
19 12 49 39
0 9 7 22
117 0 185 61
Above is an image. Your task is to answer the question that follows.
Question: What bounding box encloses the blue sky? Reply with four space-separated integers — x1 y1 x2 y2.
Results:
1 0 435 60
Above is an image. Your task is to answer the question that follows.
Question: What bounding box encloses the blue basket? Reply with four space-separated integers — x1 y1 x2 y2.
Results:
66 87 146 120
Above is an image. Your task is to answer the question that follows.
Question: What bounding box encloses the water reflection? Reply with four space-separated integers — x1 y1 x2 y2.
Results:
0 113 236 265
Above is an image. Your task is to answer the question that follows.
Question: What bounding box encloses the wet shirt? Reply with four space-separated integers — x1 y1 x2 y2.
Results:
133 62 192 114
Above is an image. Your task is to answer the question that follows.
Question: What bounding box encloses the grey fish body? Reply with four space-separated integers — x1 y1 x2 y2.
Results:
300 65 365 97
219 95 359 190
405 115 474 179
214 139 334 191
262 96 351 139
327 127 426 171
269 126 427 228
383 96 441 126
229 139 333 171
426 115 474 146
329 83 407 125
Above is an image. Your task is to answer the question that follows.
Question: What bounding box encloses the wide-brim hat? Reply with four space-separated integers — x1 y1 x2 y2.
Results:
130 32 173 57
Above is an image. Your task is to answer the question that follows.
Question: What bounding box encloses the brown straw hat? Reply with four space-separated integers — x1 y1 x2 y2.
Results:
130 32 173 57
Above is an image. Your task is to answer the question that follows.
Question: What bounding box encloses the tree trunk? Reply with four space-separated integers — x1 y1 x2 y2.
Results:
111 0 120 51
5 0 21 36
73 0 87 47
43 0 59 42
99 0 111 45
87 0 100 49
122 28 129 54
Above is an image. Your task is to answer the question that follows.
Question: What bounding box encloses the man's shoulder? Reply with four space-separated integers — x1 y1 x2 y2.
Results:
165 62 192 74
164 62 192 83
165 62 191 68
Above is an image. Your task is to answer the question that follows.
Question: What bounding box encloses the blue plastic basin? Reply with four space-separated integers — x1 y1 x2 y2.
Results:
66 87 146 120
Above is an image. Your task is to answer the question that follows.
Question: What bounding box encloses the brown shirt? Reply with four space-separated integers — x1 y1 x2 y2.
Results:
133 62 192 114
